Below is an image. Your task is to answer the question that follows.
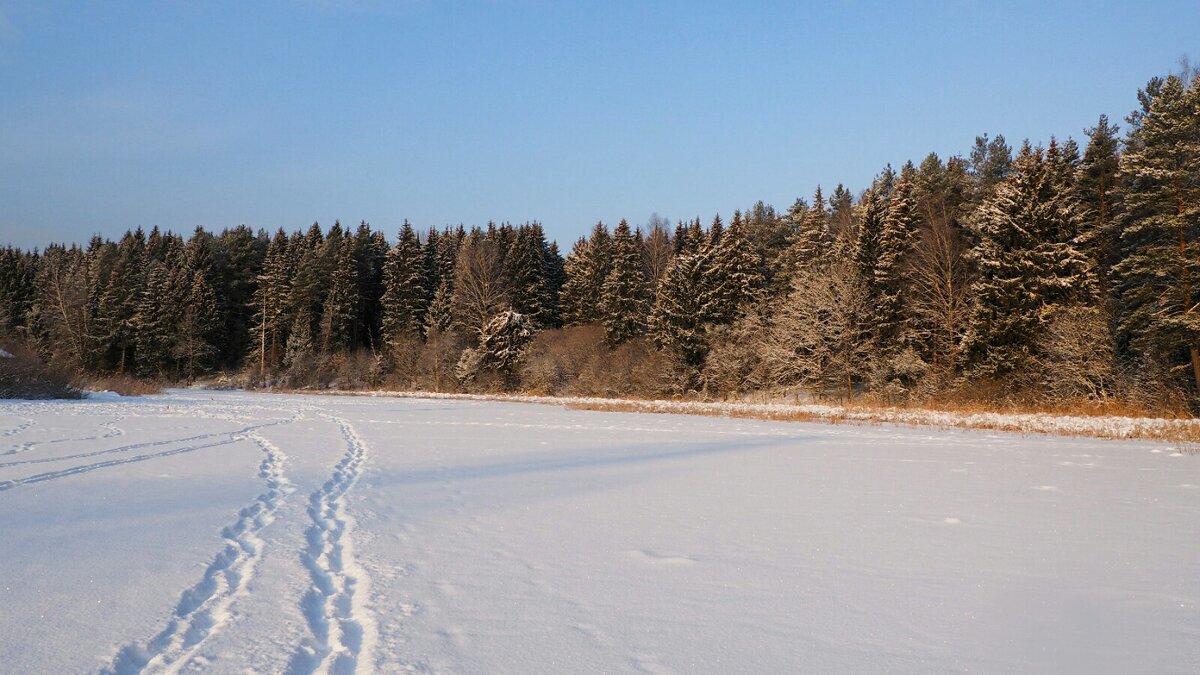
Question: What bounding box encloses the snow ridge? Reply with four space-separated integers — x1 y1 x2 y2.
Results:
101 431 294 675
288 417 377 675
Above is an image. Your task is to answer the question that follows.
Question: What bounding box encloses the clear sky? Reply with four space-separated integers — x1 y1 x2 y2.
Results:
1 1 1197 250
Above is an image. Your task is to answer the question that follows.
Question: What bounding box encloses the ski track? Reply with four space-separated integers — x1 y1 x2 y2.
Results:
0 418 293 492
3 414 124 457
102 431 294 675
0 422 268 469
288 416 377 675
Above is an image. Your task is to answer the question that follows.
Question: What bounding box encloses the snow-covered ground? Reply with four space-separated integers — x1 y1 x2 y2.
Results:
1 391 1197 674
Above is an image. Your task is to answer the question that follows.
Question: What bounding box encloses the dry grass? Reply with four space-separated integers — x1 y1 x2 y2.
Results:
562 398 1200 445
312 389 1200 446
83 374 162 396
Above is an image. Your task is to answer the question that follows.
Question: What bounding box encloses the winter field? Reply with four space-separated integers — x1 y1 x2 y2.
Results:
1 391 1197 674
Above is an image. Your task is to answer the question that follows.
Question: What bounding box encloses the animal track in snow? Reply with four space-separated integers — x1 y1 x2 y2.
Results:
102 432 293 674
288 417 377 675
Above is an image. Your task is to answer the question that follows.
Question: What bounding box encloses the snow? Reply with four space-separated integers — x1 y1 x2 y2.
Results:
1 390 1198 674
0 349 13 358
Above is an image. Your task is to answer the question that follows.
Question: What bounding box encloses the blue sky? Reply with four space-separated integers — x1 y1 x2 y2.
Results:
1 1 1196 250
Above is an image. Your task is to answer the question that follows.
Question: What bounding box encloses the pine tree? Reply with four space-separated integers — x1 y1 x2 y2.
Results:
1112 75 1200 392
558 223 612 325
969 134 1014 200
134 256 182 378
174 271 219 380
95 229 146 373
478 310 533 384
320 238 361 352
789 186 831 270
353 222 390 351
703 211 764 325
874 174 921 342
964 142 1092 377
215 225 266 368
542 239 567 327
249 229 293 374
381 221 429 345
504 224 551 324
600 220 652 344
1078 115 1123 291
651 251 710 390
828 184 855 240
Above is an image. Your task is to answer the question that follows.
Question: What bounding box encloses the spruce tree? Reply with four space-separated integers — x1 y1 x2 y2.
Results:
95 229 145 373
250 229 293 373
789 187 831 270
1077 115 1123 290
320 238 361 352
381 221 429 345
504 224 551 324
558 223 612 325
542 239 567 327
703 212 764 326
174 271 219 380
600 220 652 344
651 251 710 389
964 142 1091 377
1112 75 1200 392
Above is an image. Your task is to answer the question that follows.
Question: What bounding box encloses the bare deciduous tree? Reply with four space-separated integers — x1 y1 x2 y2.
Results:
1036 305 1117 402
451 236 509 335
761 262 873 401
908 218 972 380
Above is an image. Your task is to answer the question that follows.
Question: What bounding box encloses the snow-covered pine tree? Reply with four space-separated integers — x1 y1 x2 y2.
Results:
963 141 1092 378
249 229 292 374
1112 75 1200 392
422 226 463 335
1077 115 1122 291
174 271 219 380
703 211 764 326
600 220 652 344
969 134 1014 202
478 309 533 383
353 222 390 351
503 224 551 325
651 250 710 390
320 236 361 353
789 186 831 271
828 184 856 241
95 228 146 373
381 221 429 346
133 261 172 378
875 174 922 342
558 223 612 325
542 238 567 327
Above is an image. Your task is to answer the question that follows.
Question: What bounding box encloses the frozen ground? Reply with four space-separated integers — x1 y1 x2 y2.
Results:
0 390 1197 674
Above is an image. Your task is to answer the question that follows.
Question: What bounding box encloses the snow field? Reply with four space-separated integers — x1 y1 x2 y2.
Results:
0 391 1197 674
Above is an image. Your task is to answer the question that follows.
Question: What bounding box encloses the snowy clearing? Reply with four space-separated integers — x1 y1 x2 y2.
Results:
1 390 1198 674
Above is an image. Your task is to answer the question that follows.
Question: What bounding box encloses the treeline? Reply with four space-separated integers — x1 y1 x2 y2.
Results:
2 71 1199 410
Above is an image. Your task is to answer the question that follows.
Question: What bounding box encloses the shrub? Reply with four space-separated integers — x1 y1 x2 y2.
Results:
0 341 80 399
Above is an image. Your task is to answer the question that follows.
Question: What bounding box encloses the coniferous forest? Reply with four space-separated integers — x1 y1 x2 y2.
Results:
3 71 1200 411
